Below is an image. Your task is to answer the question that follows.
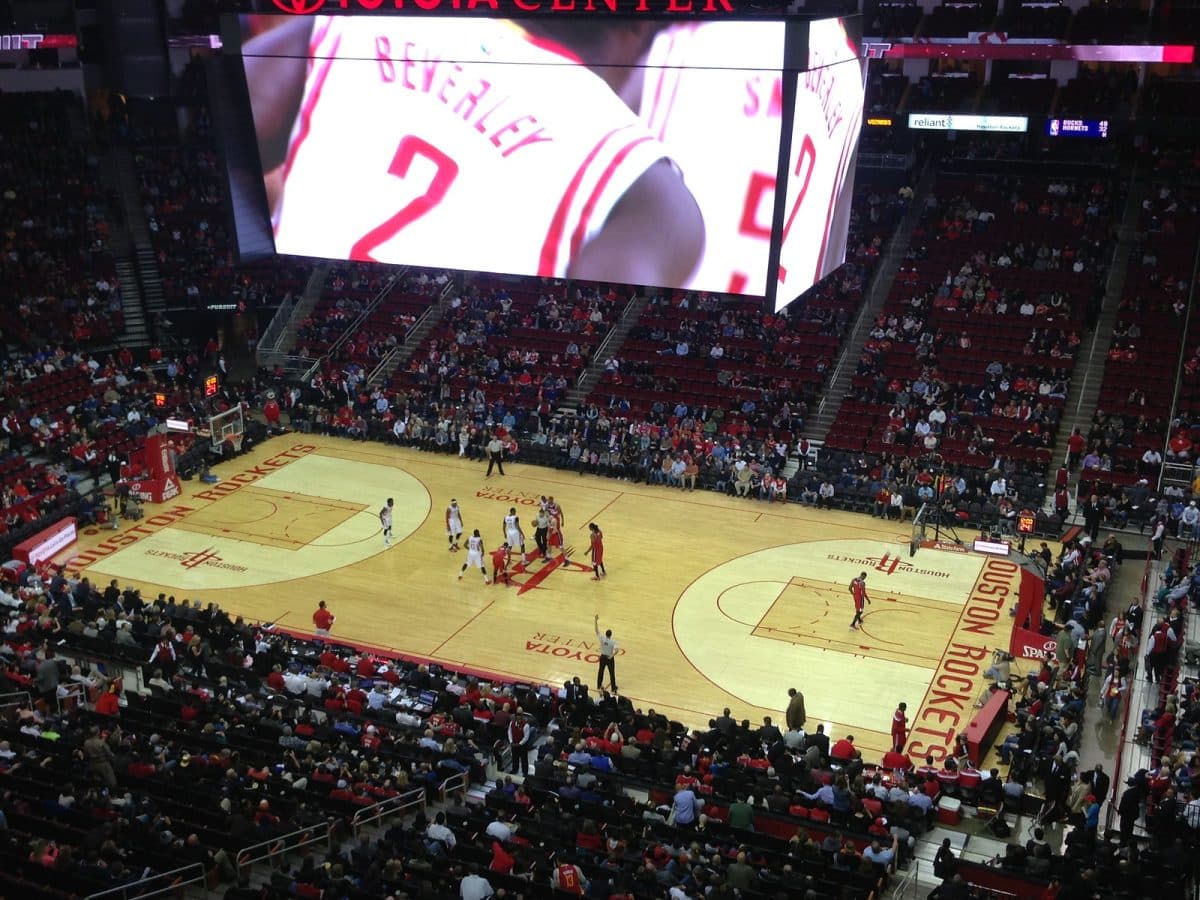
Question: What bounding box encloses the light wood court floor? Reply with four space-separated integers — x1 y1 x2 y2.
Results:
60 435 1036 762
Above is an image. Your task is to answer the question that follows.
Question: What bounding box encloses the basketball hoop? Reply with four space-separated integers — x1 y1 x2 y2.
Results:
209 406 246 455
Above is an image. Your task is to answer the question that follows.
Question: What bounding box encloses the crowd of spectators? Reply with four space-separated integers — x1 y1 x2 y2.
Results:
296 266 449 376
0 338 241 559
0 92 123 348
266 259 878 511
0 556 1157 900
824 172 1116 518
133 106 309 313
1 514 1190 900
134 110 232 308
1084 181 1198 505
388 274 627 415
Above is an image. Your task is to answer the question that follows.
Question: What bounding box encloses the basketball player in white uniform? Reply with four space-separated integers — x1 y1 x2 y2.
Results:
379 497 394 547
246 17 703 287
459 529 489 584
776 18 865 297
445 499 464 552
636 22 785 294
503 508 528 565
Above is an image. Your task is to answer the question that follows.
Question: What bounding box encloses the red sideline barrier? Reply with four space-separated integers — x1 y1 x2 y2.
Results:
1009 565 1055 660
12 516 77 566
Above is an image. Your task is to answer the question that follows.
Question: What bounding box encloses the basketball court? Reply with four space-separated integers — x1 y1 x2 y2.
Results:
60 435 1041 762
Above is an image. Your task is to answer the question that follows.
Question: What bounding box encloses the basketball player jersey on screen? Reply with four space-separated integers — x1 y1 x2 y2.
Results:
273 17 669 278
776 18 864 297
639 22 785 295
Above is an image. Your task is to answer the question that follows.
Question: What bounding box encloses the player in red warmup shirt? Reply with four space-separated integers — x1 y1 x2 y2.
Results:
491 543 512 587
891 702 908 752
849 571 870 630
312 600 335 636
588 522 606 580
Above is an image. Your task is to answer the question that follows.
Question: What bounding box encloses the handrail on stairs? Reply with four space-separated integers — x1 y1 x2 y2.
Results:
569 290 642 404
1157 203 1200 494
368 277 456 387
368 306 431 385
809 158 934 430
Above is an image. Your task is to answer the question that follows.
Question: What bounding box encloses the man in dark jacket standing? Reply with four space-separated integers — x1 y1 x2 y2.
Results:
786 687 806 731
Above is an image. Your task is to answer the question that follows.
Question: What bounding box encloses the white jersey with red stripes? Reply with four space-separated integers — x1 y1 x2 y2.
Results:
776 17 864 297
640 22 785 295
272 17 669 278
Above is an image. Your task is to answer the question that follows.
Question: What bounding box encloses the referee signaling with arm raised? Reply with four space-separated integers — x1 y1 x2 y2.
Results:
595 613 618 693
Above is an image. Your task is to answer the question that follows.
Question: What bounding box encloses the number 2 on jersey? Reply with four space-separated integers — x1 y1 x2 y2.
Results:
777 134 817 286
349 135 459 262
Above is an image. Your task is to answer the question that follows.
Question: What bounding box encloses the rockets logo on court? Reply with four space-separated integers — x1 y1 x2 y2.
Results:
824 551 950 579
506 548 592 596
180 548 222 570
872 552 902 575
271 0 325 14
141 547 249 574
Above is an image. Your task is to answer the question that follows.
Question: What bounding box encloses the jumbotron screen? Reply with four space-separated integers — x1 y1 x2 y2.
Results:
240 15 809 297
776 16 864 303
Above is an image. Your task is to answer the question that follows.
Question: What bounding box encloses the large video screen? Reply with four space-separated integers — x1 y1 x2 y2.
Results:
776 16 864 308
240 15 789 296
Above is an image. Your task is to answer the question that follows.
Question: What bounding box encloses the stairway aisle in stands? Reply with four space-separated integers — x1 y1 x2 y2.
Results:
367 274 460 388
1045 169 1150 510
1114 549 1173 842
107 144 168 339
562 289 652 410
806 159 935 442
256 262 330 369
1079 537 1155 825
97 151 152 350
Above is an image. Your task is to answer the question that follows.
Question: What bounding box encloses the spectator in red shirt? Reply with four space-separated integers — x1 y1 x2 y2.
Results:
94 681 121 717
1066 428 1086 471
312 600 335 637
490 839 515 874
830 735 860 763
